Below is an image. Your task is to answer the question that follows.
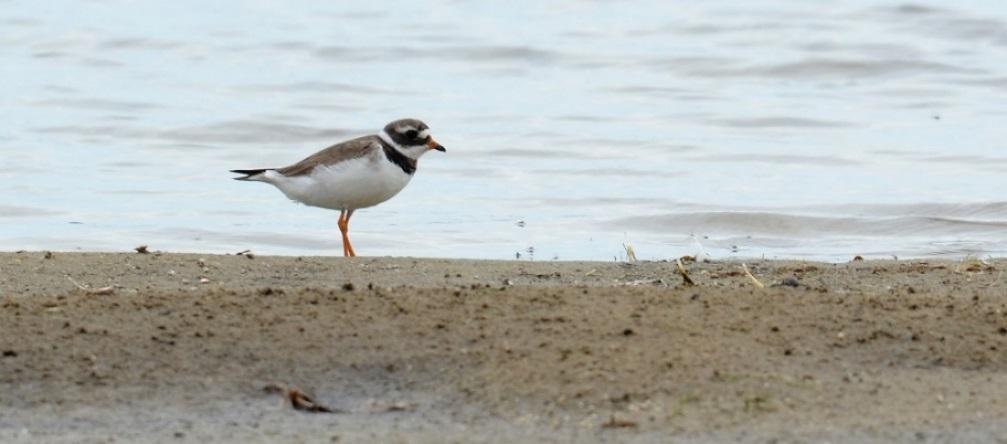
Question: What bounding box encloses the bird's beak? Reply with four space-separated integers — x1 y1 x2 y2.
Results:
426 137 446 152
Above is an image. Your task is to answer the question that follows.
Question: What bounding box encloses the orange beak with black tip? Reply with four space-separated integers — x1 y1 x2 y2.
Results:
426 137 446 152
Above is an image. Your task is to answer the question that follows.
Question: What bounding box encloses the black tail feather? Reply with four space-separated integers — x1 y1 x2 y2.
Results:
230 169 269 180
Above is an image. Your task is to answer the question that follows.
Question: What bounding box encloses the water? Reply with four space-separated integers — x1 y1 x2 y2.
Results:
2 1 1006 261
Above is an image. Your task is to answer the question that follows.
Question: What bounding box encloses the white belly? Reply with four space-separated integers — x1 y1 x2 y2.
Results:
266 156 413 210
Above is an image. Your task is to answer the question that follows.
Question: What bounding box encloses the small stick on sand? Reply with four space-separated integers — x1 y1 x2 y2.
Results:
66 276 88 291
675 258 696 287
66 276 115 295
741 263 765 289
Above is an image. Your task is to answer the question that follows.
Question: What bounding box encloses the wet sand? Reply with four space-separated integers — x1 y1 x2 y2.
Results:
2 252 1006 443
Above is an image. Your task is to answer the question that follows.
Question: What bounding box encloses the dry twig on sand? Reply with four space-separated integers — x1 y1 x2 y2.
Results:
675 258 696 286
741 263 765 289
601 415 638 429
65 276 115 295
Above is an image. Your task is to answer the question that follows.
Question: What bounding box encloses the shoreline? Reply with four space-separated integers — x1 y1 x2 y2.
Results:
2 252 1006 442
7 246 991 265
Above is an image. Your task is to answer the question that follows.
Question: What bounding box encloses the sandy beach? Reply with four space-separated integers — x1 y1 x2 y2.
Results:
2 251 1006 443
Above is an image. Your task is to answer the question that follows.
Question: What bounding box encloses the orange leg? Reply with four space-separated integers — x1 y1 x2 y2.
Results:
345 210 356 257
337 209 356 257
338 210 349 257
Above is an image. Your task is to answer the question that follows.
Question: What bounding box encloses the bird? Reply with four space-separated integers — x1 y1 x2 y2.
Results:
230 118 445 257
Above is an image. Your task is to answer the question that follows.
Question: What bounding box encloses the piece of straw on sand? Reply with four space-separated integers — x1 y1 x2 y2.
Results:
623 243 637 263
675 258 696 286
66 276 115 295
741 263 765 289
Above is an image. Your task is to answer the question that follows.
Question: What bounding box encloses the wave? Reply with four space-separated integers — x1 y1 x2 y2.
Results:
35 121 358 145
611 206 1007 238
0 205 65 218
793 202 1007 220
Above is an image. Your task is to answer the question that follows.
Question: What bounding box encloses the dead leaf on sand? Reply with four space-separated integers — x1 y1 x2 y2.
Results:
365 399 416 413
263 384 342 414
955 256 995 274
601 415 637 429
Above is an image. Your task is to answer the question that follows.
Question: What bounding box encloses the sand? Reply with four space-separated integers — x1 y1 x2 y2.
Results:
2 251 1006 443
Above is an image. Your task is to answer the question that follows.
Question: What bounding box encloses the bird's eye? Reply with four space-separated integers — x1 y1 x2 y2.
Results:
405 129 418 139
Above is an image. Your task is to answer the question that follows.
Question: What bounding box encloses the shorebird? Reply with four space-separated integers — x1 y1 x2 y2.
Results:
230 118 445 257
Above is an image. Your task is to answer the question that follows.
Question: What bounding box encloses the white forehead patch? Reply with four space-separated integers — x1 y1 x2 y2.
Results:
417 129 430 139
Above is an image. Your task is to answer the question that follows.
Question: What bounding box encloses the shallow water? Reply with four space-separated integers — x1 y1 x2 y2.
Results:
2 1 1006 261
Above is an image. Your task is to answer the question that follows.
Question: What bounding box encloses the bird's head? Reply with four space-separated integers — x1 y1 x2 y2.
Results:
380 118 446 159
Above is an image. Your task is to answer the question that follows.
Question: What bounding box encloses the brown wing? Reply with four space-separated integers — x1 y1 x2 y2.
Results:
276 135 380 177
